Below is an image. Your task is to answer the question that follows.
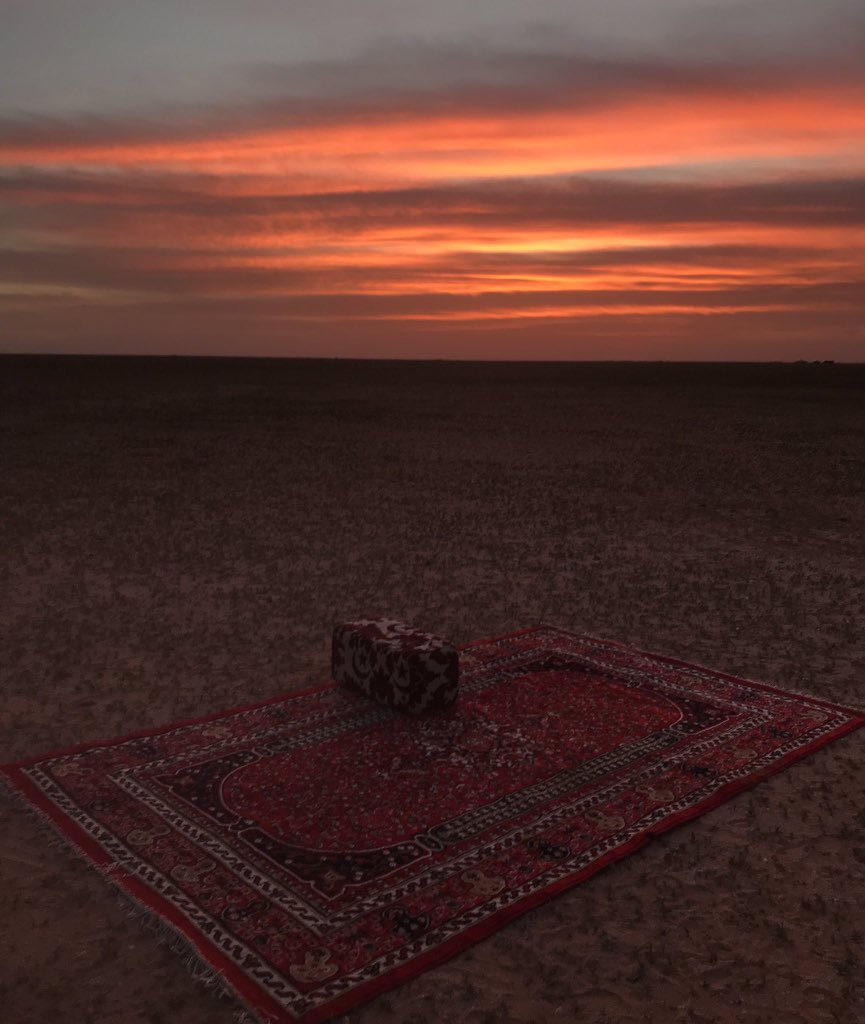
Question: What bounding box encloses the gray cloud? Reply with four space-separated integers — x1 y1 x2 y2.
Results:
3 172 863 232
3 0 863 119
1 28 863 149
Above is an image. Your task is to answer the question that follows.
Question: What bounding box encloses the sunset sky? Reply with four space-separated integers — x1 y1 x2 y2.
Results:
1 0 863 360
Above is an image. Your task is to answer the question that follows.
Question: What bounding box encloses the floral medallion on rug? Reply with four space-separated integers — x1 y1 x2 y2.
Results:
3 625 863 1024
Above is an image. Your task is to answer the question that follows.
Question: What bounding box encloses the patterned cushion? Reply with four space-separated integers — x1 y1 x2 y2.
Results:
331 618 459 715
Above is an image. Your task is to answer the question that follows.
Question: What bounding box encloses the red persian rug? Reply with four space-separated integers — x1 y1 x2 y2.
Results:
3 625 863 1024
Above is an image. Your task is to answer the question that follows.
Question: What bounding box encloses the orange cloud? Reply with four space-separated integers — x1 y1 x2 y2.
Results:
2 82 863 181
1 55 863 358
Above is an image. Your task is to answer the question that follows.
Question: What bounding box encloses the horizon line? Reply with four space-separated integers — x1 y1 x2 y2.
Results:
0 352 858 367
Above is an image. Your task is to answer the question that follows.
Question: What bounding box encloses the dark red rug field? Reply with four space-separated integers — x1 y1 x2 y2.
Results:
3 625 863 1024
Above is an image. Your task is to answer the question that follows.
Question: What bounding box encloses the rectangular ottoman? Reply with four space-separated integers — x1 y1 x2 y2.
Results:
331 618 459 714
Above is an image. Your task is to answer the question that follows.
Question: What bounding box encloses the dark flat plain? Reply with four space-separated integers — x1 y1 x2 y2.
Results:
1 356 864 1024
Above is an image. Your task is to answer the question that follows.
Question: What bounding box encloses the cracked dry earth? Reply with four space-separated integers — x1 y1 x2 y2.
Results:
1 356 864 1024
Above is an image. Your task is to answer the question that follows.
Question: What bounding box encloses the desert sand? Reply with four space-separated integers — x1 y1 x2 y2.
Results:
1 356 863 1024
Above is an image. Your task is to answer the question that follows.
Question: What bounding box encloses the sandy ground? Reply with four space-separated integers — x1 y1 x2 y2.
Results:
1 356 863 1024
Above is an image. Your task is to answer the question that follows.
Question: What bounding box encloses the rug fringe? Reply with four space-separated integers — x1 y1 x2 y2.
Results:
0 773 266 1024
